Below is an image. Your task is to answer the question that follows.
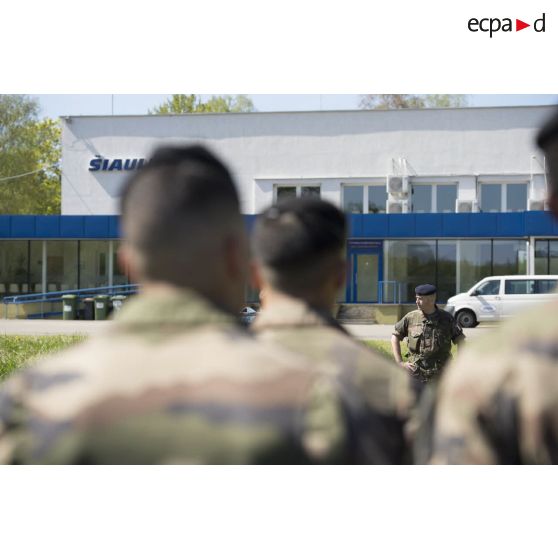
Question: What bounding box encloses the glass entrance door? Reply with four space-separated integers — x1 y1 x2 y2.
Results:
347 241 383 303
355 254 378 302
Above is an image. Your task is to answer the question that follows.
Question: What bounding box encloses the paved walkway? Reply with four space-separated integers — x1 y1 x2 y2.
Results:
0 319 498 340
0 319 110 336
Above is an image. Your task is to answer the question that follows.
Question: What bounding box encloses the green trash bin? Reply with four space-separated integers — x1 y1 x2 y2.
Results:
94 295 110 320
111 295 126 314
62 294 78 320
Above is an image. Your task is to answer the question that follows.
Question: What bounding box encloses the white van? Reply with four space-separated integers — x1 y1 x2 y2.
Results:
445 275 558 328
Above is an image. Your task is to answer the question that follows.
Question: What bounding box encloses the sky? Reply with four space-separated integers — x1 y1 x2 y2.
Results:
35 94 558 119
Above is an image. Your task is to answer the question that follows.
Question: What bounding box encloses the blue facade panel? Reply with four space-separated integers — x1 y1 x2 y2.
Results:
497 213 525 237
60 216 85 238
0 216 11 237
347 214 363 237
243 215 258 234
469 213 498 237
84 216 110 238
35 216 61 238
388 215 414 237
361 214 389 237
441 213 469 237
0 213 556 240
11 216 35 238
414 214 443 237
108 216 120 238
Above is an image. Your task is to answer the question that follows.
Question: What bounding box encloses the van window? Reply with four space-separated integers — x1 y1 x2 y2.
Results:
535 279 558 294
476 280 500 296
505 280 535 295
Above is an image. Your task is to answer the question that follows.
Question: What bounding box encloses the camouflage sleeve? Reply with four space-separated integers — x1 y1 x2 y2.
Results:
0 372 28 464
299 375 349 463
0 367 86 464
393 316 408 339
429 354 520 464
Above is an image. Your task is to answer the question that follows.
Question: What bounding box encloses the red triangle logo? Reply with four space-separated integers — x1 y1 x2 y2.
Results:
516 19 530 31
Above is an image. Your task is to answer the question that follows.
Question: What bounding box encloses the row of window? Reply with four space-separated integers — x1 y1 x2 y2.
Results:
275 182 531 213
384 239 528 303
0 240 129 296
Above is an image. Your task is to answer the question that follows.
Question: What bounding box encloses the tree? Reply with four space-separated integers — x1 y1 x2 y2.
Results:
359 94 467 110
150 94 255 114
0 95 61 214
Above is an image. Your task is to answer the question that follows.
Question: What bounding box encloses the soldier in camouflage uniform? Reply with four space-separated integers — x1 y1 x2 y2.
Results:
392 284 465 398
0 145 365 465
251 198 415 464
421 106 558 464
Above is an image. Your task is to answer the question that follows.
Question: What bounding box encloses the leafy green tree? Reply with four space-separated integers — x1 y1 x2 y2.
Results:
0 95 61 214
359 94 467 110
150 94 254 114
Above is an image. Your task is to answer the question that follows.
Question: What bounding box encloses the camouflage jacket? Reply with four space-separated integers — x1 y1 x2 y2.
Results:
423 301 558 464
393 307 464 381
0 289 361 465
252 296 415 464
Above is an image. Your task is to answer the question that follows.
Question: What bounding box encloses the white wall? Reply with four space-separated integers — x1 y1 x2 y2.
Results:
61 106 554 215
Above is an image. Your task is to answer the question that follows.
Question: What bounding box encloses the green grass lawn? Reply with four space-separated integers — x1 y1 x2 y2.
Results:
0 336 457 383
0 335 85 381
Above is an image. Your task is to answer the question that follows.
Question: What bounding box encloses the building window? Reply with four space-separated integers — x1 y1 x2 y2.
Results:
0 241 29 296
343 186 364 213
479 184 501 212
342 184 387 214
507 183 528 212
368 186 387 214
410 184 457 213
479 183 528 212
411 185 432 213
385 240 436 302
113 241 130 286
437 185 457 213
46 241 78 291
275 184 321 202
437 240 457 303
385 239 528 303
460 240 492 292
535 239 558 274
79 241 110 289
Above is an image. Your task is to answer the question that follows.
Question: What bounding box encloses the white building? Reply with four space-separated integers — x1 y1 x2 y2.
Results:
61 106 552 216
3 105 556 312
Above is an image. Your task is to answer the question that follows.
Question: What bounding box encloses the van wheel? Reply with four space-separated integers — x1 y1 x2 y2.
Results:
456 310 477 328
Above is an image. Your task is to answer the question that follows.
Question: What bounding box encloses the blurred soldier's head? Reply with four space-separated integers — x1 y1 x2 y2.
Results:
119 145 248 313
537 107 558 218
252 198 346 311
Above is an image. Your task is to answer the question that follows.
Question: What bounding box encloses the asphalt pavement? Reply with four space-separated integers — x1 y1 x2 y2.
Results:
0 318 498 340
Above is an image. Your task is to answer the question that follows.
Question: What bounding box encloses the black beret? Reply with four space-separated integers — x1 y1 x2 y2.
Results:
415 284 436 296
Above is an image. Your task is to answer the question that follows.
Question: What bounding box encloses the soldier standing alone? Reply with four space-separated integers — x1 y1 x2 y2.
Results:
391 284 465 398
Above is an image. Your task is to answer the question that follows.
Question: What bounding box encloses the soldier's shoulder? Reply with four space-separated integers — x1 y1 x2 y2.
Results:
437 307 454 319
436 308 458 324
402 310 422 322
442 302 558 399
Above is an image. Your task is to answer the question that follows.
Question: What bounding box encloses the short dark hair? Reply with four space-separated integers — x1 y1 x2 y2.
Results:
537 106 558 150
253 198 346 295
120 145 242 283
